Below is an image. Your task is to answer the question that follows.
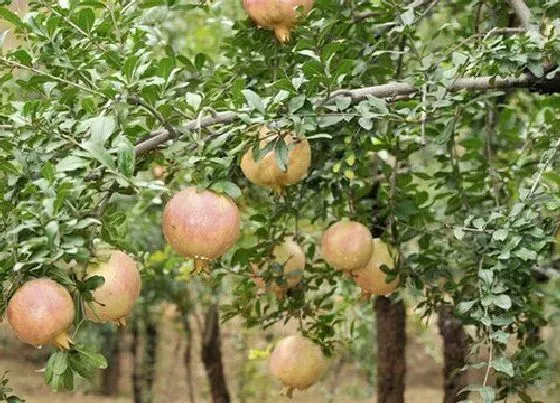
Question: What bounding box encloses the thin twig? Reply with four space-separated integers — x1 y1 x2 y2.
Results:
0 57 105 97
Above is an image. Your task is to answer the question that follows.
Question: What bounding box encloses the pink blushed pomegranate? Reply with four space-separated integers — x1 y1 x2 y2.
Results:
84 250 141 326
243 0 314 42
7 278 74 350
162 187 241 264
351 238 400 297
253 237 305 297
269 334 328 397
321 220 373 271
241 127 311 192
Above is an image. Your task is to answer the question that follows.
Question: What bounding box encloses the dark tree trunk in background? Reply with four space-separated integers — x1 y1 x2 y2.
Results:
131 317 143 403
201 304 231 403
100 325 122 396
375 296 406 403
438 306 468 403
144 319 158 403
181 312 196 403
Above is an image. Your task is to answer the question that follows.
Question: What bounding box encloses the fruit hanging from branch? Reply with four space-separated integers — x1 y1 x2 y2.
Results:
351 238 400 298
242 0 314 42
84 249 142 326
7 278 75 350
241 126 311 193
321 220 373 271
252 237 305 297
162 186 241 271
269 334 329 398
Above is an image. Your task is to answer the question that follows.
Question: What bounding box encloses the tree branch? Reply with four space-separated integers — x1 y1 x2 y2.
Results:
132 72 560 156
506 0 532 30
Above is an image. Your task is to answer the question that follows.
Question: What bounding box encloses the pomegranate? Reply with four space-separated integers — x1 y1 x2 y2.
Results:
269 334 328 397
243 0 314 42
321 220 373 271
352 239 399 297
241 127 311 192
7 278 74 350
84 250 141 326
162 187 241 267
253 237 305 297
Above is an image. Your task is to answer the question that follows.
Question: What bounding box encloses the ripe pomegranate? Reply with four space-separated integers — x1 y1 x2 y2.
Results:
241 127 311 192
321 220 373 271
7 278 74 350
162 187 241 267
352 239 400 297
243 0 314 42
253 237 305 297
84 250 141 326
269 334 328 397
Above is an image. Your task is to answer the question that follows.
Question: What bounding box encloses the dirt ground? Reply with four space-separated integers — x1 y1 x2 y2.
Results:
1 307 555 403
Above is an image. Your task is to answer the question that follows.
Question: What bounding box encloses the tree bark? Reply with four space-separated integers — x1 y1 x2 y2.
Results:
375 296 406 403
201 304 231 403
144 319 158 403
131 317 143 403
100 325 122 396
181 312 196 403
438 306 468 403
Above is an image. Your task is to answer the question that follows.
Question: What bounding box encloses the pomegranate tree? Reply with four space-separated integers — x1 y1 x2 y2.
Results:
253 237 305 297
351 238 400 297
241 127 311 192
84 249 141 326
162 187 241 269
269 334 328 397
7 278 74 350
321 220 373 271
243 0 314 42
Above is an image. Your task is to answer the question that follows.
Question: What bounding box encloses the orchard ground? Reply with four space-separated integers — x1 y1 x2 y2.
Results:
1 301 557 403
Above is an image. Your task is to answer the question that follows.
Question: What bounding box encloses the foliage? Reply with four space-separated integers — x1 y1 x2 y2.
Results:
0 0 559 401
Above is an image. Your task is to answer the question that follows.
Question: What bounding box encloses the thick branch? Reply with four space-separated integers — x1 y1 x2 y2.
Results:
133 72 560 155
134 111 235 155
506 0 532 30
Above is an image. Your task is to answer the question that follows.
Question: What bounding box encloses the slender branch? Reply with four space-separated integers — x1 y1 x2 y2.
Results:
506 0 532 30
0 57 105 97
127 96 178 140
527 136 560 199
134 111 235 155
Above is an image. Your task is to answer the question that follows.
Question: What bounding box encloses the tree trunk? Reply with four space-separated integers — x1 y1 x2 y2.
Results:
201 304 231 403
144 319 158 403
181 312 196 403
131 317 143 403
100 325 122 396
438 306 468 403
375 296 406 403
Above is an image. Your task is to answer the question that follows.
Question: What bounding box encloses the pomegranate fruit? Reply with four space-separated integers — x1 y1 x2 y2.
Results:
84 250 141 326
162 187 241 267
269 334 328 397
352 239 399 297
243 0 314 42
253 237 305 297
7 278 74 350
241 127 311 192
321 220 373 271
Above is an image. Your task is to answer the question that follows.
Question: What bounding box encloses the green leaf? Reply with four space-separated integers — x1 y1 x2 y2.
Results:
0 7 26 30
494 294 512 310
116 136 135 177
242 89 265 115
41 162 56 184
455 300 476 314
400 8 415 25
56 156 90 173
89 116 116 146
274 138 289 173
492 229 508 241
209 181 242 200
491 357 514 377
83 275 105 291
82 141 116 170
514 247 537 261
490 331 510 344
453 227 465 240
76 8 95 33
